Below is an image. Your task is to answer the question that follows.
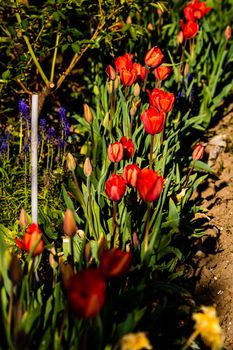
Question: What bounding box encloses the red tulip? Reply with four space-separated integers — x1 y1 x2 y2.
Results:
184 1 211 20
124 164 141 188
115 53 133 73
105 174 126 202
154 65 172 81
132 63 147 82
192 143 205 160
120 136 135 159
140 106 166 135
184 4 195 21
106 65 116 80
144 46 164 68
100 248 132 277
15 223 44 256
108 142 124 163
148 88 175 113
66 268 106 318
137 168 164 202
180 19 199 40
119 69 137 86
193 0 212 19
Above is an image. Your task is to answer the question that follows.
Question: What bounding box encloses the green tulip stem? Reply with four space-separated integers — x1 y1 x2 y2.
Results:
87 176 97 240
112 201 118 247
144 203 152 253
149 134 155 170
178 39 187 86
90 124 96 177
19 117 23 154
182 330 199 350
142 67 149 92
7 285 13 335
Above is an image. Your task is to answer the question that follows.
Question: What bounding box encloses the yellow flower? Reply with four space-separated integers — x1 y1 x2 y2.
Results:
119 332 153 350
192 306 224 350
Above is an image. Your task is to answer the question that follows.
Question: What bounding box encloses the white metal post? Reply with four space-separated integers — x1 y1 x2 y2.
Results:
31 94 39 224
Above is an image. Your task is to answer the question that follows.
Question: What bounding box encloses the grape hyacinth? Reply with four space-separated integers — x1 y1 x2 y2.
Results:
58 106 70 141
39 118 47 132
18 100 30 120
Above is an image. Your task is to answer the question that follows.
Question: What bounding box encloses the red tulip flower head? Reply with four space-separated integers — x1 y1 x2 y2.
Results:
114 53 133 73
132 63 147 82
108 142 124 163
140 106 166 135
119 69 137 86
66 268 106 318
148 88 175 113
144 46 164 68
137 168 164 202
105 174 126 202
124 164 141 188
184 1 212 21
16 223 44 256
99 248 132 278
192 143 205 160
120 136 135 159
154 65 172 81
180 20 199 40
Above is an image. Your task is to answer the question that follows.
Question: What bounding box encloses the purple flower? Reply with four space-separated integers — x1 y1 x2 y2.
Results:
18 100 30 120
58 138 65 149
39 118 47 132
23 143 29 153
0 139 8 154
64 122 70 140
47 126 56 140
58 107 66 122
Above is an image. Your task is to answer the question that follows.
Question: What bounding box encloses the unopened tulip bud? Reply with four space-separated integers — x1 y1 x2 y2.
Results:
77 229 85 239
132 231 139 248
49 246 58 269
84 242 91 262
130 107 136 118
114 76 120 90
19 208 28 227
225 25 231 40
192 143 205 161
184 63 189 77
66 152 76 172
133 83 140 97
126 15 132 25
84 157 92 177
147 23 154 31
106 65 116 81
177 30 184 45
83 104 93 124
63 208 78 237
107 81 114 94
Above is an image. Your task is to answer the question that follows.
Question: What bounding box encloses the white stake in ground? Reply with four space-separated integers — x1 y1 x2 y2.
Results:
31 94 39 224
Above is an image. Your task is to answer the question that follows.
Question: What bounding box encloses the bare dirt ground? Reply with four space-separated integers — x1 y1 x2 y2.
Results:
193 109 233 349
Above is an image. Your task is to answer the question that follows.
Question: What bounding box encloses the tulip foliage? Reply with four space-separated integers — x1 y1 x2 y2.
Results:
0 0 233 349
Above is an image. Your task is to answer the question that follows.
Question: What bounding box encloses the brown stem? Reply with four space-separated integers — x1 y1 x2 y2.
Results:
184 164 194 188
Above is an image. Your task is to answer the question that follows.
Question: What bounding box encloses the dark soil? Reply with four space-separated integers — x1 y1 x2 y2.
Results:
193 110 233 350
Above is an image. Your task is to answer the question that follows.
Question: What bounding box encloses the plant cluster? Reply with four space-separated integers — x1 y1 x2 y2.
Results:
0 0 232 349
